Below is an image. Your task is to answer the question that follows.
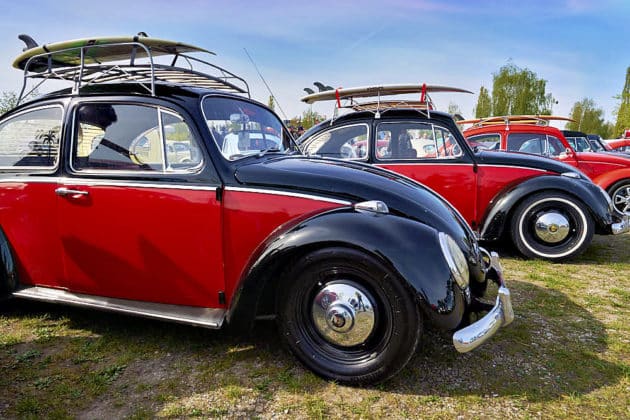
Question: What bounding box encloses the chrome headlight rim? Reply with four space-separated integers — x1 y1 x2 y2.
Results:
438 232 470 290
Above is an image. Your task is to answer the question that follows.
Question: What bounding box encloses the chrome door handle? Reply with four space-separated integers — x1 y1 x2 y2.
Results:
55 187 89 198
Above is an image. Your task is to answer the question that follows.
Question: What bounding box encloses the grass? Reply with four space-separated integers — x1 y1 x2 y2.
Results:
0 234 628 418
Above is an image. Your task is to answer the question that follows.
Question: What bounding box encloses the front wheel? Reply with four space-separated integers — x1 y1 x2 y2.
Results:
277 247 422 385
608 179 630 215
510 192 594 261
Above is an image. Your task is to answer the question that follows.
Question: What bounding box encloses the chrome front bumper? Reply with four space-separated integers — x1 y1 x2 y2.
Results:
611 213 629 235
452 251 514 353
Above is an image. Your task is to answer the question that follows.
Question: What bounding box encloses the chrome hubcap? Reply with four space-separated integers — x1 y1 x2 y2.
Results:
612 185 630 214
534 211 570 243
312 282 376 347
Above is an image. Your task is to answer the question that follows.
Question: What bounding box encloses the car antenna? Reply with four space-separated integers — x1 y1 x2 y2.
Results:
243 48 288 120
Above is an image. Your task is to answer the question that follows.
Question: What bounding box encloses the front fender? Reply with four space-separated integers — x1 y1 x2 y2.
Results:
480 175 614 240
226 207 464 332
591 169 630 191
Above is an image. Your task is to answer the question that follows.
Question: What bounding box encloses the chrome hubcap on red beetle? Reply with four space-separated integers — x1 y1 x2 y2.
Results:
311 282 376 347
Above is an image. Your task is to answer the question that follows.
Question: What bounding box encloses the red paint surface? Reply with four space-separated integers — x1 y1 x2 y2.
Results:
379 163 543 228
7 180 343 308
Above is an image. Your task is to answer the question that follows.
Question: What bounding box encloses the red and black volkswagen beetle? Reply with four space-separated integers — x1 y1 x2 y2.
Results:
298 85 628 262
0 36 512 385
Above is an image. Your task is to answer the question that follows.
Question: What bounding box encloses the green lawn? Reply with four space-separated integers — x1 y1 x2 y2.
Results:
1 234 628 419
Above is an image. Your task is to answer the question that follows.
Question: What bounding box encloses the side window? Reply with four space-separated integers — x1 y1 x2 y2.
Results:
507 133 545 155
0 106 62 169
376 122 461 160
467 134 500 151
301 124 369 159
162 112 202 169
547 136 566 157
73 104 202 172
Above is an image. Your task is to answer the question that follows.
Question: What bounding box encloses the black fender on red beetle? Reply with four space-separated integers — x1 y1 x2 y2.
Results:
226 206 469 333
480 173 618 241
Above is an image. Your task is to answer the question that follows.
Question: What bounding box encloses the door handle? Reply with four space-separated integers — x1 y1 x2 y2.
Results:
55 187 89 198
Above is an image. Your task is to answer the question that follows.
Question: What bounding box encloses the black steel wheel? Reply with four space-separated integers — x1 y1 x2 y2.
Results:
277 247 422 385
510 192 594 261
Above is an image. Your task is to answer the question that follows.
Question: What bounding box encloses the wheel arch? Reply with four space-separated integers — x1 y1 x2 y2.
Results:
479 175 613 241
592 169 630 191
0 226 18 297
225 208 464 332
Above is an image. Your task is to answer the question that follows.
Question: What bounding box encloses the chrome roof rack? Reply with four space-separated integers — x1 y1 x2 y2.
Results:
300 84 472 123
15 35 250 105
457 115 575 128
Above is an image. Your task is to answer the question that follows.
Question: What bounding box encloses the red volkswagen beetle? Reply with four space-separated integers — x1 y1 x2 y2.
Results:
461 116 630 216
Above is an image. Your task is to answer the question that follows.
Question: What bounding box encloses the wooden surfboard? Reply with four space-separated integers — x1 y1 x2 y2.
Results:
13 36 213 72
300 84 473 104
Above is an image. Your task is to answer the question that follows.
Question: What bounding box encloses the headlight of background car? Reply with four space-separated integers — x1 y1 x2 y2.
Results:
438 232 470 290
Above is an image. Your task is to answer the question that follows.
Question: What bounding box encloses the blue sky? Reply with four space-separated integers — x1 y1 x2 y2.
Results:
1 0 629 126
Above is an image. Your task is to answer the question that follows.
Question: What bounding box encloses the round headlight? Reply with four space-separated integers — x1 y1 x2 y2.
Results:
438 232 470 290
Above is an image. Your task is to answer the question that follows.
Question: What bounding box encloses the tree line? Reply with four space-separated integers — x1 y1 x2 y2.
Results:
474 62 630 138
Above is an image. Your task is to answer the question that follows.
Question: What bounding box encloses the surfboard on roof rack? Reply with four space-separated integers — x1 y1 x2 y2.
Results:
457 115 575 128
14 34 250 104
300 84 472 119
300 84 472 104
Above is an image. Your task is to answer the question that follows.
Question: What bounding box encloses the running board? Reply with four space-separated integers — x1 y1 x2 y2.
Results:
12 286 225 329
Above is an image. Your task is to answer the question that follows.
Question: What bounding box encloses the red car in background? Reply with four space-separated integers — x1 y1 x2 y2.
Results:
607 137 630 153
460 116 630 216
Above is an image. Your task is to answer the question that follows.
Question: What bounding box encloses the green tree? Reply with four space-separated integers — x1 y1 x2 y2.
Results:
0 91 19 114
291 108 325 130
614 66 630 137
474 86 492 118
566 98 611 137
491 62 555 116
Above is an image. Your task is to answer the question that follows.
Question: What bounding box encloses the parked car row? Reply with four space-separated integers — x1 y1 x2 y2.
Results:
0 35 626 385
299 92 629 262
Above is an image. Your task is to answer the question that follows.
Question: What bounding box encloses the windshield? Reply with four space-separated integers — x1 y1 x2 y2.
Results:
202 96 292 160
566 136 592 152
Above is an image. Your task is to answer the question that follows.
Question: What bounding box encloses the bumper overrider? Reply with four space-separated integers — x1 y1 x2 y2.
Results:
453 250 514 353
611 212 629 235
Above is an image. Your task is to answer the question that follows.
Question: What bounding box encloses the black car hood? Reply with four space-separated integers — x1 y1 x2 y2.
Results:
234 155 476 250
475 150 585 176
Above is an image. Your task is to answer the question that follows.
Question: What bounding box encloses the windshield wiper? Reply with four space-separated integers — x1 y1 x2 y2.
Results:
256 147 281 158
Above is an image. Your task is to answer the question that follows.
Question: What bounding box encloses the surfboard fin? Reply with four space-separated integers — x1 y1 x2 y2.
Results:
18 34 38 51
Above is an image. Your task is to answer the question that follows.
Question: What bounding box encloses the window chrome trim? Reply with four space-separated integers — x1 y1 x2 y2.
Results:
0 104 65 172
301 123 371 162
225 186 352 205
374 120 464 162
0 176 218 191
69 102 205 176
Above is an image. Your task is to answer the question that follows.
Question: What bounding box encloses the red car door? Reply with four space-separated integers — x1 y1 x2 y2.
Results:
374 121 479 227
0 105 66 288
57 102 224 308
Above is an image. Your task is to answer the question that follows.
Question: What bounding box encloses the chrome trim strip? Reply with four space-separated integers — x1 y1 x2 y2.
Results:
378 162 548 172
0 176 218 192
13 286 225 328
452 251 514 353
224 186 352 205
